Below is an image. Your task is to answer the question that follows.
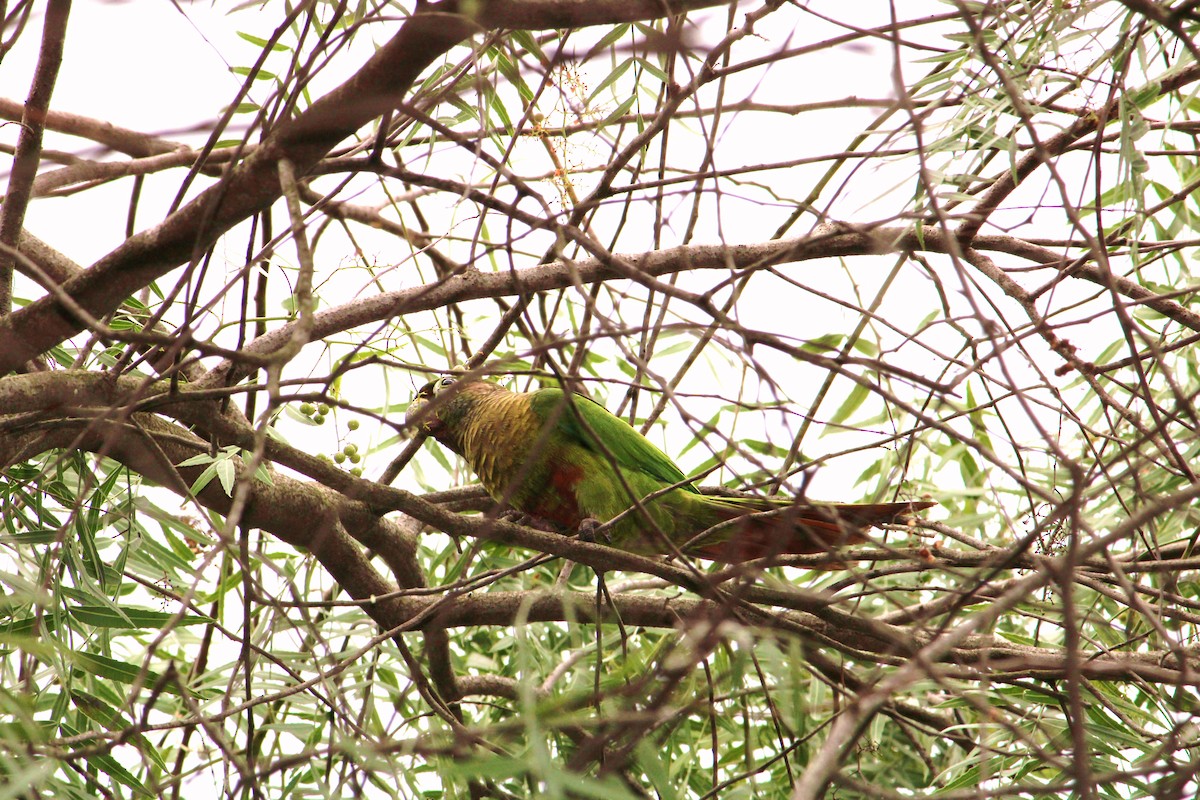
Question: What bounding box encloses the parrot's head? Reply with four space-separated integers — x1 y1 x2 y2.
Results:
406 375 501 452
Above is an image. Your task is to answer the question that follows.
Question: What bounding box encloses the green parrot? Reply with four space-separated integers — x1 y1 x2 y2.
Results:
406 376 933 563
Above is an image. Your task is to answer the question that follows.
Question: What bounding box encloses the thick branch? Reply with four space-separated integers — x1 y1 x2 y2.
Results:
0 0 734 373
0 0 70 316
0 96 199 159
466 0 730 27
0 6 475 371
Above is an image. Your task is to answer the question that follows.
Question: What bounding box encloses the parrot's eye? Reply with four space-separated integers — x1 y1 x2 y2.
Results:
415 375 457 403
414 379 437 400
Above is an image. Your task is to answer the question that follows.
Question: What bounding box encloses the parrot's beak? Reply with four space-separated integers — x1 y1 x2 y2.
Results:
405 383 443 436
406 400 432 434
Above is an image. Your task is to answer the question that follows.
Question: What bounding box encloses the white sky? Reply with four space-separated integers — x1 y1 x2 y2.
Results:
3 0 1070 506
2 4 1182 793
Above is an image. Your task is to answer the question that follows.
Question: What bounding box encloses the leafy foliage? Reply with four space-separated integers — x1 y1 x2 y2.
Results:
1 0 1200 798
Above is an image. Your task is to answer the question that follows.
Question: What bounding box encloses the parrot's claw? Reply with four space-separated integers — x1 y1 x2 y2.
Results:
500 509 532 526
577 517 609 544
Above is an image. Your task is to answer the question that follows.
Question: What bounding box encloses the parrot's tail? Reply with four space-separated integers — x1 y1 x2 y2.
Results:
687 498 935 564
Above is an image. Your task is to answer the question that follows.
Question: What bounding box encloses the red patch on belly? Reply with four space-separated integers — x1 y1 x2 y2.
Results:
521 463 585 528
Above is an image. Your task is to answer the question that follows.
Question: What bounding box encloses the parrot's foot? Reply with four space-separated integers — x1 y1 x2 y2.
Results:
577 517 610 544
500 509 533 526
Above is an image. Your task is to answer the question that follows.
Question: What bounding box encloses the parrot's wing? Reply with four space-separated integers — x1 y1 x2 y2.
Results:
532 388 701 495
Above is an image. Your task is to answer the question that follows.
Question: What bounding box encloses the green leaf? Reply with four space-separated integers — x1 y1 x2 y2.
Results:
633 738 678 800
230 66 278 81
71 691 168 771
58 720 154 797
635 57 669 84
829 381 871 426
70 651 192 697
600 94 637 127
69 605 212 630
0 529 60 545
587 58 634 105
236 31 289 52
801 333 846 354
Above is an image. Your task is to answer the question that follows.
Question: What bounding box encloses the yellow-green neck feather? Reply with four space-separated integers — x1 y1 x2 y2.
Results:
441 385 543 499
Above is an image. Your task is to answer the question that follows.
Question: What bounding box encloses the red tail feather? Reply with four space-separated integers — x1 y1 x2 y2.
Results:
692 501 932 564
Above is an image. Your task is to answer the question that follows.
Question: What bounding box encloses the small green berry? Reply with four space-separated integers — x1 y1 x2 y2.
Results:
314 414 326 425
349 453 362 464
300 403 315 416
347 420 360 431
350 467 363 477
318 403 331 415
343 443 358 456
334 452 346 464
